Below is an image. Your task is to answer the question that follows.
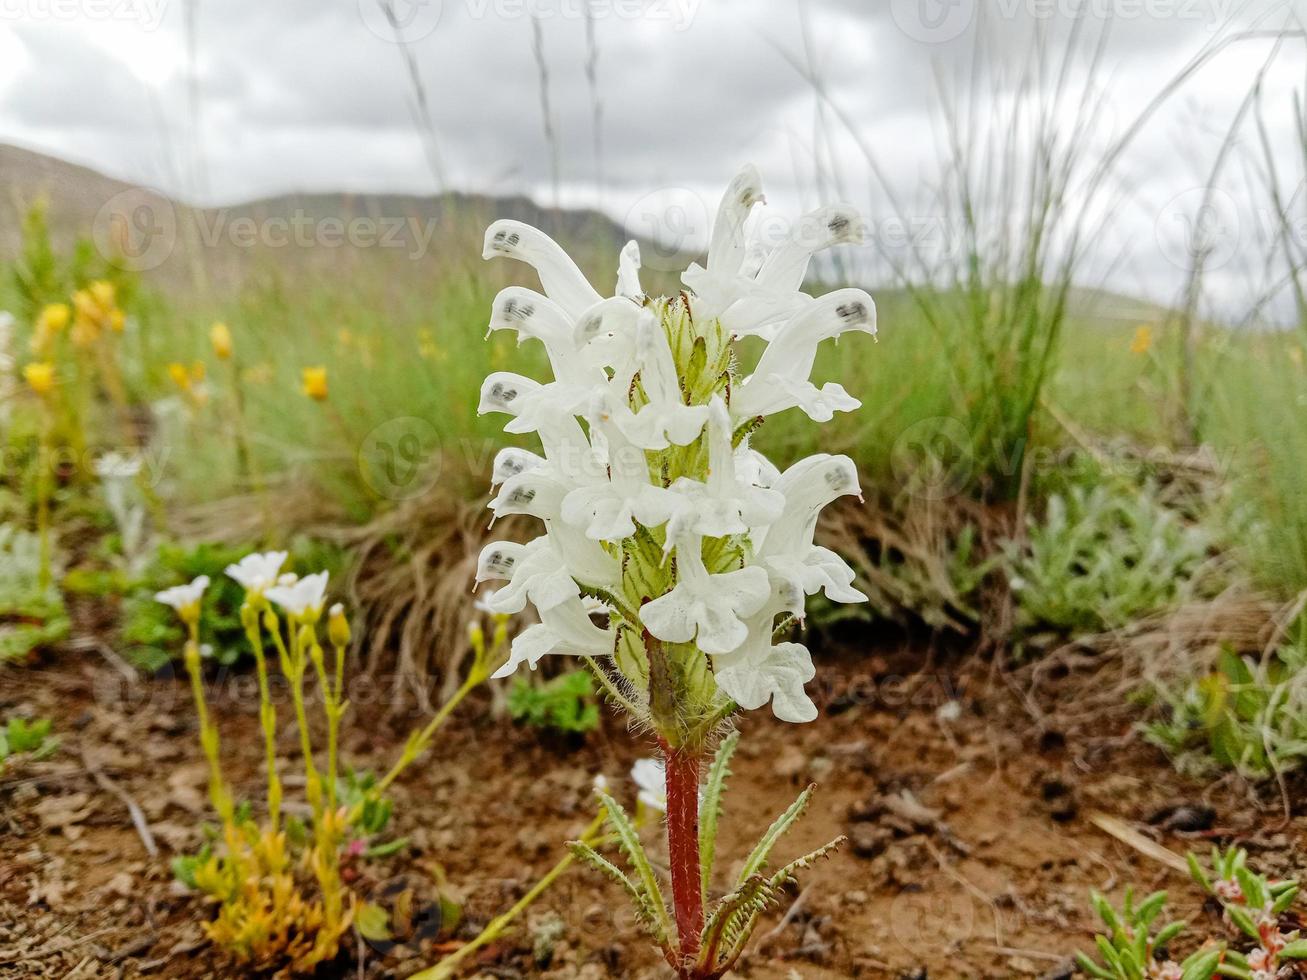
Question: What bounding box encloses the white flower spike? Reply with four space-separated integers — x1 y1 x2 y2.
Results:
475 165 873 726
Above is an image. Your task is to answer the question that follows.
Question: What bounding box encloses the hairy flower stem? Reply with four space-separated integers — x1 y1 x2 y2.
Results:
662 738 704 968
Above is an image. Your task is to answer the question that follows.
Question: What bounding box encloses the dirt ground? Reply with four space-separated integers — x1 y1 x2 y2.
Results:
2 632 1304 979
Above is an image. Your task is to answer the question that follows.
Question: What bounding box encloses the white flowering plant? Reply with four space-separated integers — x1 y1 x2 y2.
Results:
475 165 874 977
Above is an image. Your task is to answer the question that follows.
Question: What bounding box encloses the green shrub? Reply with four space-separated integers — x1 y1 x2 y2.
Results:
507 670 599 735
1144 642 1307 779
1005 482 1214 636
0 524 69 663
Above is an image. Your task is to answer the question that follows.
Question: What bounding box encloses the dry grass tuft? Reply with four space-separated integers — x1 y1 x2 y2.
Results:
338 486 532 712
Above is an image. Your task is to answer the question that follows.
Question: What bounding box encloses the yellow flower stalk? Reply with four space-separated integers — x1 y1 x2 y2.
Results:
210 321 233 360
168 361 192 392
1130 324 1153 355
301 366 328 401
30 303 69 355
23 361 55 396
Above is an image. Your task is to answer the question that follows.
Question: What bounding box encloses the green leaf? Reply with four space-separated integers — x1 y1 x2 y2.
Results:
355 902 392 942
699 730 739 901
364 837 409 859
1074 951 1116 980
1188 852 1212 893
1179 947 1222 980
735 783 815 887
1279 938 1307 959
1271 883 1299 913
1155 920 1185 948
569 841 665 945
592 789 672 939
1224 904 1259 941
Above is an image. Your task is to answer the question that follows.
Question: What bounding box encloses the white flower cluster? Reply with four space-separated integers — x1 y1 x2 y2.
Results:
475 166 874 724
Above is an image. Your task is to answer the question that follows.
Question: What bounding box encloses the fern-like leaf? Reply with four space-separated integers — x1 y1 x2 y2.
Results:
717 835 845 970
593 789 672 939
735 783 816 887
569 841 668 945
699 730 740 901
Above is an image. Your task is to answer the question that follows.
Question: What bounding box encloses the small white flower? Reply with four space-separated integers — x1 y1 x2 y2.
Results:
610 312 709 450
265 570 329 619
94 451 142 480
630 758 667 813
476 538 581 615
155 575 209 612
593 773 610 792
224 551 289 594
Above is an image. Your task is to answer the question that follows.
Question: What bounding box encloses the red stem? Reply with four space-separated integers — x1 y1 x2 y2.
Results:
661 738 703 969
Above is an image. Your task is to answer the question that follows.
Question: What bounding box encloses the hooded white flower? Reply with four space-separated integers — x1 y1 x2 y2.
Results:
639 534 771 655
264 570 330 620
491 596 615 678
681 167 862 339
756 454 868 606
561 394 680 541
225 551 289 594
665 396 784 542
474 166 873 725
155 575 209 612
732 289 877 423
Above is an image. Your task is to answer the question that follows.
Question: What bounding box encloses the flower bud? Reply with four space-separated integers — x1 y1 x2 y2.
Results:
328 603 351 648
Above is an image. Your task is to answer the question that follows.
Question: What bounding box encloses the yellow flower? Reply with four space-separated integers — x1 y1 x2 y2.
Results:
109 309 125 332
1129 324 1153 355
30 303 69 355
168 361 192 391
88 280 116 310
23 361 55 396
38 303 69 333
210 322 233 360
301 366 328 401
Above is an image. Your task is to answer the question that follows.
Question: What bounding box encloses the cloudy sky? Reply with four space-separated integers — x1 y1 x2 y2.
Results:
1 0 1305 315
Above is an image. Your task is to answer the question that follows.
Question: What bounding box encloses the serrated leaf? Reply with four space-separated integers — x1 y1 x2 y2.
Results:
593 789 671 939
735 783 815 887
699 730 739 901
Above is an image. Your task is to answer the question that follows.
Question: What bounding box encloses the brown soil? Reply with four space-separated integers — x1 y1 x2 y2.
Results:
2 638 1304 980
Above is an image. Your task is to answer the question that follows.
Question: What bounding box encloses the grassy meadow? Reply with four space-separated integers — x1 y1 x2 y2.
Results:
4 29 1307 977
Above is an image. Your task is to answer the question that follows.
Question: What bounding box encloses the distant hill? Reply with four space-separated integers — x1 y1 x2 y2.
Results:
0 143 1176 322
0 142 649 293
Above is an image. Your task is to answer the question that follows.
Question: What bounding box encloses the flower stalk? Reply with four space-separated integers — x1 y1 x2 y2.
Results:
474 166 873 976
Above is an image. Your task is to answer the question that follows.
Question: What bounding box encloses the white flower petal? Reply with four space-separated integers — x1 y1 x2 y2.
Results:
483 219 603 318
